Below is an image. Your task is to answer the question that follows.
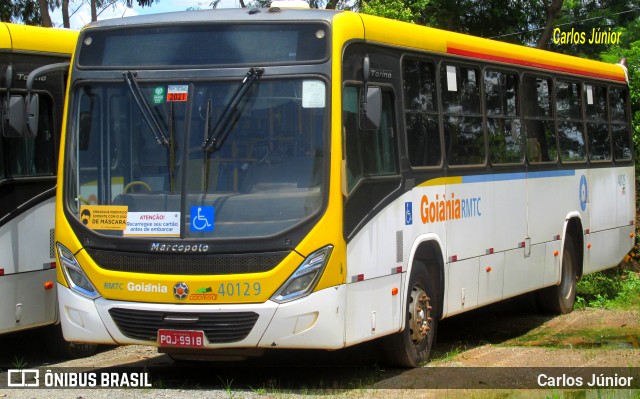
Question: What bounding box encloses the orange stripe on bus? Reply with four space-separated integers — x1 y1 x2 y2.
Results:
447 45 626 82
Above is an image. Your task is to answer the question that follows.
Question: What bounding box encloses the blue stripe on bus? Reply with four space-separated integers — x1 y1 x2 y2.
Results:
461 169 576 184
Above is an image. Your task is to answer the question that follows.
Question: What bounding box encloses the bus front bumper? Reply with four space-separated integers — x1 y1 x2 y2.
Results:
58 283 346 350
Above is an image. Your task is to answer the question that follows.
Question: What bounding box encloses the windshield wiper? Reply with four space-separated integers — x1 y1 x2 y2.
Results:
124 70 170 147
202 67 264 152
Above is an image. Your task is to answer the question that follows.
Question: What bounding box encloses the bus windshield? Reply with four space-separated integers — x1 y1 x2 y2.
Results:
66 77 327 239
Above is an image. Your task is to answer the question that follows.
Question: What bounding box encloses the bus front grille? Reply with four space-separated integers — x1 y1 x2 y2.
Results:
86 249 288 275
108 308 259 343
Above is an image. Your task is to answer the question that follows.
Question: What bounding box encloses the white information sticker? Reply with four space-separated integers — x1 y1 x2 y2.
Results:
586 85 594 105
302 80 326 108
124 212 180 237
446 65 457 92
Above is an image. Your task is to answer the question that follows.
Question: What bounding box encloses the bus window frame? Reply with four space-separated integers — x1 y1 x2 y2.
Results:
342 81 401 196
609 85 634 164
1 89 58 180
583 81 612 164
522 72 558 166
399 54 444 171
438 59 487 169
481 65 525 167
555 77 587 165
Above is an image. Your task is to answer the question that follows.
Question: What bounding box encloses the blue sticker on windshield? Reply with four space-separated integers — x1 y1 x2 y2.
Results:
190 206 214 232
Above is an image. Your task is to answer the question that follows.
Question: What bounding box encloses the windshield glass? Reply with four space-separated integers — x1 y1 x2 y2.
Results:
66 77 327 239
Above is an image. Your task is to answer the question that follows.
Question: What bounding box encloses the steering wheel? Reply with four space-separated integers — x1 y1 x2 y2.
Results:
123 181 152 193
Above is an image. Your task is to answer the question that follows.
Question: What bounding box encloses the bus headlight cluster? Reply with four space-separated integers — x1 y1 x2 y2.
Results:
271 245 333 303
56 243 101 299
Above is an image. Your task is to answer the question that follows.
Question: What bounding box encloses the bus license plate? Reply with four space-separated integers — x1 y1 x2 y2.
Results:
157 329 205 348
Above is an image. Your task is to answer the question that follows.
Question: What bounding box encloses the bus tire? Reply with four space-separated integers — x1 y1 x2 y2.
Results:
538 237 577 315
46 324 98 359
382 261 437 367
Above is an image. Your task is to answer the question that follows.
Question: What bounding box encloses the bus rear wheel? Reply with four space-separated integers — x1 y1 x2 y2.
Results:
382 261 437 367
537 238 577 314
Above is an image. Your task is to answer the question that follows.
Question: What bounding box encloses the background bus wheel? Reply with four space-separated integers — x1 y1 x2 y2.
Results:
382 261 437 368
537 238 577 315
46 324 98 359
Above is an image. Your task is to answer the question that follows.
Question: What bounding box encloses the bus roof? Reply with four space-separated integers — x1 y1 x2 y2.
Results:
358 13 627 83
0 22 78 55
81 8 625 83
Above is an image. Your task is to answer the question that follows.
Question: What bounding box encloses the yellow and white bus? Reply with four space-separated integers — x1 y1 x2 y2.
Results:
0 22 95 356
55 7 635 366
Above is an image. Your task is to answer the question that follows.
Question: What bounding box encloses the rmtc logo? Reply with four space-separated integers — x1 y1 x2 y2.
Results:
420 193 481 224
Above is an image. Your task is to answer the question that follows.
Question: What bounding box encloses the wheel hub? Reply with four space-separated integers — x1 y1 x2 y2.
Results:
409 286 431 344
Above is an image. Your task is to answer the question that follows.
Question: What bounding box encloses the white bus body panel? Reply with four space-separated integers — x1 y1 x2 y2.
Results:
59 283 348 350
344 166 634 341
586 166 636 274
0 198 57 334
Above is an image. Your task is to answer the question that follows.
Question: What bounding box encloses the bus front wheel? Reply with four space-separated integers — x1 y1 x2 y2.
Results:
382 261 437 367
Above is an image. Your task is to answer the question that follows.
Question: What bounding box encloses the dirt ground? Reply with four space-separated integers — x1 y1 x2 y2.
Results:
1 302 638 397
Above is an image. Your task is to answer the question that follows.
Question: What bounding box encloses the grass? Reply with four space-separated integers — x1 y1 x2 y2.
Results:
11 356 27 369
576 263 640 310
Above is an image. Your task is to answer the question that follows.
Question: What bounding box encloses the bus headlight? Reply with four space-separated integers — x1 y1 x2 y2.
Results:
56 243 101 299
271 245 333 303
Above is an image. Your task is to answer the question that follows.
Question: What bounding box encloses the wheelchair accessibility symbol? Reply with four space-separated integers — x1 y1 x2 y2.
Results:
190 206 214 232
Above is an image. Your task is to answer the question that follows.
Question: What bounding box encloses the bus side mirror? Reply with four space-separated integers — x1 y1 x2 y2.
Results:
3 95 25 138
25 93 39 139
359 86 381 131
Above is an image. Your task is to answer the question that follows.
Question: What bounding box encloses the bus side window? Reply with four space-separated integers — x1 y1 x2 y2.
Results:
585 84 610 162
5 95 55 177
485 70 522 164
403 58 441 167
610 87 632 161
343 86 398 193
441 64 484 166
557 79 586 162
523 76 557 163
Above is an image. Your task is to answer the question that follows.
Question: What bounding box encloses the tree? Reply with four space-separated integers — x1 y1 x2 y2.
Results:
2 0 41 25
38 0 53 26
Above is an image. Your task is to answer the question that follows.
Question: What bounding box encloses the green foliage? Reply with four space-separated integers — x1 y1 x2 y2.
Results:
1 0 41 24
360 0 429 24
577 267 640 309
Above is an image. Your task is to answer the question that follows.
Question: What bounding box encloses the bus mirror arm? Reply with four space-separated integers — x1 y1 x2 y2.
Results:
359 55 381 130
1 65 13 137
360 86 382 131
23 62 70 138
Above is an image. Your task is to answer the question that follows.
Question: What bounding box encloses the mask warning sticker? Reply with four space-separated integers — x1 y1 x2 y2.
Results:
80 205 128 230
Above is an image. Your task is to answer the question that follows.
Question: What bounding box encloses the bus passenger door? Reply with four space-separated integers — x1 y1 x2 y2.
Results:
343 85 404 344
0 93 58 333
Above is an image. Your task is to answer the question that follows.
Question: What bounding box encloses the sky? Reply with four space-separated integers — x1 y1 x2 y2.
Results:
50 0 242 30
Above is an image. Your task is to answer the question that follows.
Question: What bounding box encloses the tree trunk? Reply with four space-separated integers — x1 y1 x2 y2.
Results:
38 0 52 27
325 0 338 9
62 0 70 28
537 0 564 49
91 0 97 21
